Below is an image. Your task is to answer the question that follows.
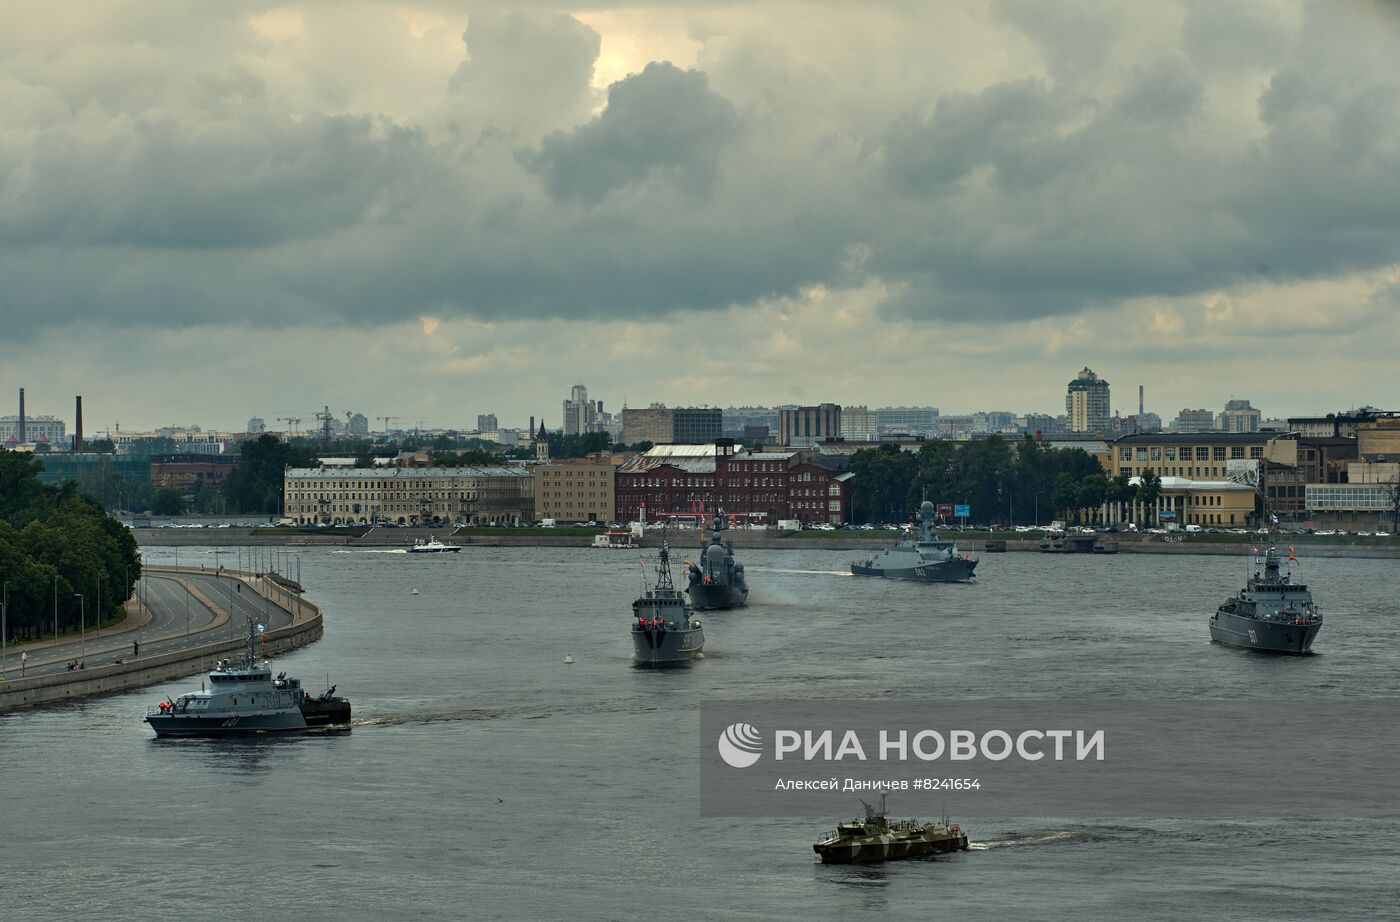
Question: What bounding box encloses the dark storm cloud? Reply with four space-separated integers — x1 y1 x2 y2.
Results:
2 0 1400 343
521 62 738 201
0 112 428 249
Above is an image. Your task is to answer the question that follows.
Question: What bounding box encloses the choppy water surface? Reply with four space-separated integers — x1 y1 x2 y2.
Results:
2 546 1397 920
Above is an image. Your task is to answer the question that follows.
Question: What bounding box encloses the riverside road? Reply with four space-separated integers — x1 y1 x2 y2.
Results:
0 570 294 681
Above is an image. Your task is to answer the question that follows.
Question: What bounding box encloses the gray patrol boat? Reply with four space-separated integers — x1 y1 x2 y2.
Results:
1210 546 1322 654
851 501 978 582
631 540 706 666
686 520 749 610
144 619 350 736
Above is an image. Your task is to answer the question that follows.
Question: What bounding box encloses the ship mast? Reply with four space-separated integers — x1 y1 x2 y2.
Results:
654 537 676 592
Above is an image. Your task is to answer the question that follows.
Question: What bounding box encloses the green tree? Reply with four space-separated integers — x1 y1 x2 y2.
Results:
545 431 614 459
1051 473 1079 524
151 487 185 515
0 449 140 640
1138 470 1163 527
850 444 919 522
1106 470 1137 526
1076 473 1110 525
191 479 220 514
220 434 319 514
434 449 506 466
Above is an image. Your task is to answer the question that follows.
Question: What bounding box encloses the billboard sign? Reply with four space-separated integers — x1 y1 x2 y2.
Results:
954 504 971 518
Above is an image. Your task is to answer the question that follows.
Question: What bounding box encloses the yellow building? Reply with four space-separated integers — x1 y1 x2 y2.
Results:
1122 476 1257 527
284 466 534 526
1358 418 1400 459
1110 433 1275 481
534 454 625 523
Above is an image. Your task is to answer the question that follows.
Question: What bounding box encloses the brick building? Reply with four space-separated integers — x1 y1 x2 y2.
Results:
614 442 852 525
150 456 240 495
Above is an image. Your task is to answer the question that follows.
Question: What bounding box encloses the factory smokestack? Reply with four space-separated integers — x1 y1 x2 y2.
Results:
18 387 25 443
1138 384 1144 417
74 395 83 451
530 416 535 439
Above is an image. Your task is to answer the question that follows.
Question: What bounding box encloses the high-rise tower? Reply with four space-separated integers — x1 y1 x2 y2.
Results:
1065 368 1111 433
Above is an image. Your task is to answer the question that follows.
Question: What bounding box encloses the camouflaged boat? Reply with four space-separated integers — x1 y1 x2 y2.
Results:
814 795 968 864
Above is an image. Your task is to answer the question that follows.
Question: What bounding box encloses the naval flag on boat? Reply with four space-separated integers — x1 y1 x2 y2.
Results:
256 623 266 633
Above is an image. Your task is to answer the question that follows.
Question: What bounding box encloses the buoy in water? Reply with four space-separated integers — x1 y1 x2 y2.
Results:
564 653 574 665
411 588 420 595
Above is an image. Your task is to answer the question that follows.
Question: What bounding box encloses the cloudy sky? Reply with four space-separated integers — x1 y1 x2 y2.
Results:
3 0 1399 433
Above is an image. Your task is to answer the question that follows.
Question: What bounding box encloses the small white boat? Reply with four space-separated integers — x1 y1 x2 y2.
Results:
592 531 638 549
409 536 461 554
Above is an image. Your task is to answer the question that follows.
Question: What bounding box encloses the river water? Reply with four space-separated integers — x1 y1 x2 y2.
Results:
2 546 1397 920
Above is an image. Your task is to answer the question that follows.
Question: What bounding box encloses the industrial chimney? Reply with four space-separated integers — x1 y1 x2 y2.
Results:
529 416 535 439
74 395 83 451
1138 384 1144 417
18 387 26 443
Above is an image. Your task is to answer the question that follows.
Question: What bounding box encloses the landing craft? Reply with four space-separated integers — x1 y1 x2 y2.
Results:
814 795 969 864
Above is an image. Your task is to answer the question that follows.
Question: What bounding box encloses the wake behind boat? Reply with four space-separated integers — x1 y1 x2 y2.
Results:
851 501 977 582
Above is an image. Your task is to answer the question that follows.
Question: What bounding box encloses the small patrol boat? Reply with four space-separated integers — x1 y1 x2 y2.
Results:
631 539 705 667
592 530 638 549
814 795 969 864
851 501 977 582
1210 545 1322 654
144 619 351 736
685 519 748 610
409 536 461 553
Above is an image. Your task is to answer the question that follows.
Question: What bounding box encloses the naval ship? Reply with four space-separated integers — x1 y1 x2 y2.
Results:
144 619 351 736
814 795 969 864
686 521 749 610
1210 546 1322 654
851 501 978 582
631 540 705 666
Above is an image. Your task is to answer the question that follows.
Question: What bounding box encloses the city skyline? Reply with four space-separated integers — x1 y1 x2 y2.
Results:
3 2 1399 429
0 375 1373 437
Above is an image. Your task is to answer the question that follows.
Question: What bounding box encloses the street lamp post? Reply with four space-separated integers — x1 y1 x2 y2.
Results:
74 593 85 663
2 580 8 678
